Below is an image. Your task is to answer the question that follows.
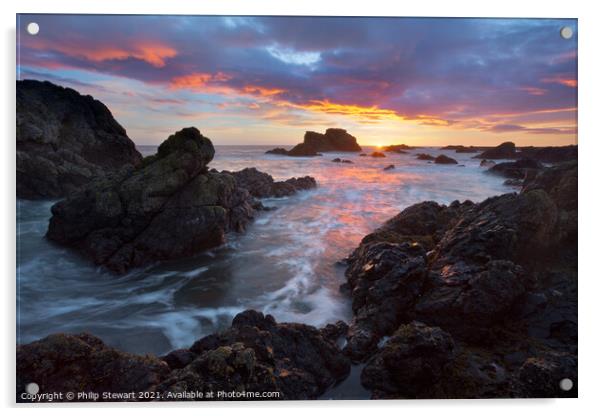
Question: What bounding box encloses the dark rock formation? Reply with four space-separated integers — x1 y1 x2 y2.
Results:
265 147 288 156
434 155 458 164
226 167 317 199
267 129 362 157
17 311 351 401
475 142 577 163
383 144 411 153
487 158 543 180
332 158 341 163
361 322 455 398
441 145 481 153
383 164 395 171
480 159 496 168
370 152 386 158
341 159 353 164
17 80 142 199
416 153 435 161
45 127 256 274
475 141 517 159
342 162 577 397
17 333 170 402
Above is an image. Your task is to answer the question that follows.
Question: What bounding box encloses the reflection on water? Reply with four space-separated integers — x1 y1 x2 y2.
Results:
17 146 509 355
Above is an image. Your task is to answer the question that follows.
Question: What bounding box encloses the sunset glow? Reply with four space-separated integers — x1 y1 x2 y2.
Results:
17 15 577 146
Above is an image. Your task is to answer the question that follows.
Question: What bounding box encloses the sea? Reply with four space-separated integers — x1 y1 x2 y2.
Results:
17 145 510 359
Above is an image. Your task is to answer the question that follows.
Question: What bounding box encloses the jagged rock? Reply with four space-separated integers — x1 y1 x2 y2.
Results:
434 155 458 164
46 127 256 273
475 141 516 159
17 333 170 402
17 80 142 199
267 128 362 156
361 322 455 398
227 167 317 199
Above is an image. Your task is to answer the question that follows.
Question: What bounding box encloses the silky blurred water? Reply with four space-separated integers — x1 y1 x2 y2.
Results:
17 145 510 355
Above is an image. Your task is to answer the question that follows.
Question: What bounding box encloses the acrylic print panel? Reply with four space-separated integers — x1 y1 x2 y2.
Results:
16 14 577 401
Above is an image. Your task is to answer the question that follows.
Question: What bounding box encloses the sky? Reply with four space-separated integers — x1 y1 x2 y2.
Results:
17 15 577 146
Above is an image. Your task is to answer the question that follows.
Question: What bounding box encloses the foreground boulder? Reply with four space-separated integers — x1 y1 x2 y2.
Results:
226 167 317 199
266 128 362 156
17 311 350 401
46 128 254 273
361 322 455 398
17 80 142 199
17 333 170 401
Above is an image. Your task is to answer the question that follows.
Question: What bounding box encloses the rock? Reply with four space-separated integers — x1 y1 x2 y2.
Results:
383 164 395 171
383 144 412 152
370 151 386 158
160 310 350 400
516 354 577 397
416 153 435 161
518 145 577 163
342 201 471 360
227 167 317 199
434 155 458 164
16 311 351 401
504 178 523 187
17 333 170 402
359 153 367 157
46 127 257 274
268 128 362 157
361 322 455 398
332 158 341 163
441 145 481 153
475 141 516 159
487 158 543 179
265 147 288 156
17 80 142 199
341 159 353 164
480 159 496 168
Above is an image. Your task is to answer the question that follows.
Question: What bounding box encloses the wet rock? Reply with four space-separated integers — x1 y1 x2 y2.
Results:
383 164 395 171
332 158 341 163
361 322 455 398
416 153 435 161
434 154 458 164
17 333 170 401
518 145 577 163
341 159 353 164
480 159 496 168
475 141 516 159
17 80 142 199
162 349 196 370
46 127 257 273
227 167 317 198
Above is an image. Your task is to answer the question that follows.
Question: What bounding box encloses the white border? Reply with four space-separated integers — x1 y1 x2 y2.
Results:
3 1 601 415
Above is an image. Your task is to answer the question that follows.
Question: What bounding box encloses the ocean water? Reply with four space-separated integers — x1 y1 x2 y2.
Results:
16 145 510 356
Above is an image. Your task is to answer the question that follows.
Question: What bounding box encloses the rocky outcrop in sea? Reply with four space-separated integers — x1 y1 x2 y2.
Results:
46 127 316 274
266 128 362 157
17 80 142 199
